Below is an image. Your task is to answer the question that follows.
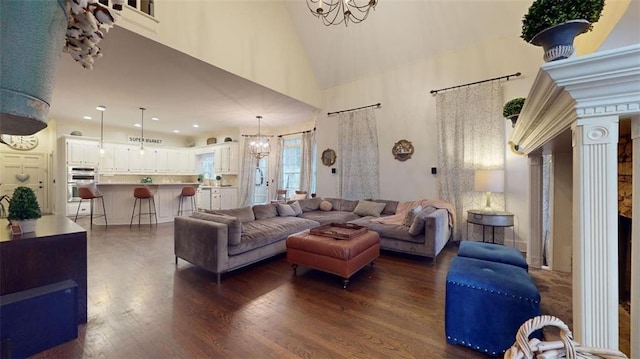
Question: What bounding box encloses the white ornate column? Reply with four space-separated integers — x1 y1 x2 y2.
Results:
631 116 640 358
528 155 543 268
571 116 619 349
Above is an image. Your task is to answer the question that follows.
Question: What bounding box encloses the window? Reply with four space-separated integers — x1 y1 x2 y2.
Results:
281 138 302 195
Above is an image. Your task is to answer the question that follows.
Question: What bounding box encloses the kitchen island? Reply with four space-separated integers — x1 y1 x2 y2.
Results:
90 183 200 225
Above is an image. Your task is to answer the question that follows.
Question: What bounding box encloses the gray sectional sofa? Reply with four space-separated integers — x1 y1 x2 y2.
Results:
174 197 453 282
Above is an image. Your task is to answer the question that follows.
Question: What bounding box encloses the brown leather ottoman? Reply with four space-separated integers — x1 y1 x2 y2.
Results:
286 229 380 288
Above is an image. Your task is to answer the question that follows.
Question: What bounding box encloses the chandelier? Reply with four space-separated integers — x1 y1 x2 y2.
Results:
306 0 378 26
249 116 270 159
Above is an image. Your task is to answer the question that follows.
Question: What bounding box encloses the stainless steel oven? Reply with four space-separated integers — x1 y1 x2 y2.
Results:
67 167 98 202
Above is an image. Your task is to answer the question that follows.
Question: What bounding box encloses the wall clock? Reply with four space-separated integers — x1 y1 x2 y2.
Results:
1 134 39 151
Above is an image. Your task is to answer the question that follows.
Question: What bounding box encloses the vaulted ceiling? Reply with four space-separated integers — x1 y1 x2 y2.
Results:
49 1 535 136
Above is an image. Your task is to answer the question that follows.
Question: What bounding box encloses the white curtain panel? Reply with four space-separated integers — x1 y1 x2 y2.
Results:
299 130 315 194
436 82 504 241
268 137 283 201
238 138 257 207
338 108 380 200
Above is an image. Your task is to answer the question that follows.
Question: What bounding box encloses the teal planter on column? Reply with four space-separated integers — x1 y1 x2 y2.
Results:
0 0 68 135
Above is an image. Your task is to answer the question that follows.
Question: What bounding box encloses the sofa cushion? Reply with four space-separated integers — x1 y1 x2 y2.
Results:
324 198 358 212
276 203 296 217
298 210 361 226
253 204 278 220
192 212 242 246
319 200 332 211
353 200 386 217
402 205 423 227
204 206 255 223
297 197 323 212
370 199 399 215
349 216 425 244
229 217 319 256
408 206 438 236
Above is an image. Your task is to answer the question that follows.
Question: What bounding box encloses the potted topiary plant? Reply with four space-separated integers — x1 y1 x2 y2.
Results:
503 97 526 128
7 186 42 233
215 175 222 186
521 0 605 62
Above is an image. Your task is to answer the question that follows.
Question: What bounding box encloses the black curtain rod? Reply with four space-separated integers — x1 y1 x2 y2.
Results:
430 72 522 95
327 102 381 116
278 127 316 138
241 134 275 137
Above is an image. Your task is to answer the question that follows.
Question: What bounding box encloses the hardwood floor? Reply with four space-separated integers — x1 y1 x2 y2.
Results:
30 219 630 358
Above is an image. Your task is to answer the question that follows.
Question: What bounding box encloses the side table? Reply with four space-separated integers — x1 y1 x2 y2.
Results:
466 209 515 245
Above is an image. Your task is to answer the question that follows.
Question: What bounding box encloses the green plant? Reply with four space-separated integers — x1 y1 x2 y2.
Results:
7 187 41 221
521 0 605 42
215 175 222 181
503 97 526 118
197 174 204 182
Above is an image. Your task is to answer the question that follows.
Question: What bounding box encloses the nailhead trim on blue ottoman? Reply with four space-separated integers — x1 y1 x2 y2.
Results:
445 256 541 356
458 241 528 271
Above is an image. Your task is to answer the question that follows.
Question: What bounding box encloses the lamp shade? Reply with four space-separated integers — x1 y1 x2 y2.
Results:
474 170 504 193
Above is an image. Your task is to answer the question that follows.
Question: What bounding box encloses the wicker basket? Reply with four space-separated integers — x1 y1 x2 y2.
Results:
504 315 628 359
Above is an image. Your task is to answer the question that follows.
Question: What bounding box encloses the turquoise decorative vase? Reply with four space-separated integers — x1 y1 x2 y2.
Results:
531 20 590 62
0 0 68 135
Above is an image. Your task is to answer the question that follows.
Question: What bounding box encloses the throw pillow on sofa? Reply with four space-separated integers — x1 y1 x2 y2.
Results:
192 212 242 246
353 200 387 217
319 200 332 211
408 206 438 236
276 203 296 217
290 201 303 216
402 205 423 227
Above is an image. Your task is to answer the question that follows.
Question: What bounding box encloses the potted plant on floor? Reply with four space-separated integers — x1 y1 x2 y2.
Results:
503 97 526 128
7 186 41 233
521 0 605 62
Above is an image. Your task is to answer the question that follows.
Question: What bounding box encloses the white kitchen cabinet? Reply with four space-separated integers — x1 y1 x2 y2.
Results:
66 139 100 167
177 148 195 174
211 189 222 210
197 187 211 209
128 146 143 173
214 143 238 174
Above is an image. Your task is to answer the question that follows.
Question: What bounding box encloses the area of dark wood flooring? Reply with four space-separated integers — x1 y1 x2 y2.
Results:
29 219 630 358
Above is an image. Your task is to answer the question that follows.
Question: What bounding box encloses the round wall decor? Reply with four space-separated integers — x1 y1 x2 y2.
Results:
321 148 337 166
392 139 414 161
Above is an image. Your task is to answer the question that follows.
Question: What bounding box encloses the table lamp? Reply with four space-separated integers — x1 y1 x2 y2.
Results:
474 169 504 211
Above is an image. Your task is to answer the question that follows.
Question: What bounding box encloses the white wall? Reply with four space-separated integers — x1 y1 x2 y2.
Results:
119 1 321 109
316 36 543 247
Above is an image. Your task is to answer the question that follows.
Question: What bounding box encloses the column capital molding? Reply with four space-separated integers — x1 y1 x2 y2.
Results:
572 117 619 146
510 44 640 155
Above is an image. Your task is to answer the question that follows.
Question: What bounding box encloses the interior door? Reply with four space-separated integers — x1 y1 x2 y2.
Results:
0 153 49 213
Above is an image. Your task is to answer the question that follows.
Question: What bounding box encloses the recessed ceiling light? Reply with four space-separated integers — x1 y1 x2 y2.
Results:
173 130 180 133
134 123 141 128
151 117 159 121
193 124 200 128
83 116 92 120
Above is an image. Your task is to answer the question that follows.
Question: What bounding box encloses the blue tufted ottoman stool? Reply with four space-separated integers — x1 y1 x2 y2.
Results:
458 241 528 271
445 256 541 356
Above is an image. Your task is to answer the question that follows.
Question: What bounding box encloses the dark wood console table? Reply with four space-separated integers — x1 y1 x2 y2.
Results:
0 215 87 323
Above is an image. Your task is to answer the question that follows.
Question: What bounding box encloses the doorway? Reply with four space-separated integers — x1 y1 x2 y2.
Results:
254 157 268 204
0 152 49 213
